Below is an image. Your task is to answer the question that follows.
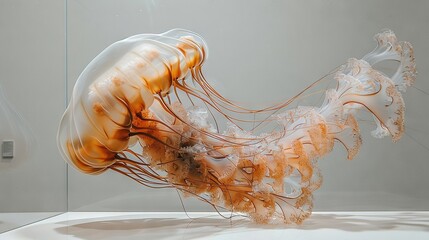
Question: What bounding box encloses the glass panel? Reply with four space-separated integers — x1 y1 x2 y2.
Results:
0 0 67 233
65 0 429 217
1 0 428 233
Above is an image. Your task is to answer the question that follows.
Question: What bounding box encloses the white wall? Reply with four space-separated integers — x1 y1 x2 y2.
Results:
0 0 426 229
0 0 67 215
65 0 428 212
5 0 428 232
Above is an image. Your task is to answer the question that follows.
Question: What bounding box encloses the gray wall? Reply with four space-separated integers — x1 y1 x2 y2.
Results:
67 0 429 212
0 0 67 216
2 0 427 215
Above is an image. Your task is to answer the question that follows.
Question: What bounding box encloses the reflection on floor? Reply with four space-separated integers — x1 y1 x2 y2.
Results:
1 212 428 240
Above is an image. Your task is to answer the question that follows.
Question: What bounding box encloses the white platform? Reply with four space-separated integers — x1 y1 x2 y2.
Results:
1 212 429 240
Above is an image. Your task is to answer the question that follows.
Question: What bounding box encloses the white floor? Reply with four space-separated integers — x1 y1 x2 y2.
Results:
1 211 428 240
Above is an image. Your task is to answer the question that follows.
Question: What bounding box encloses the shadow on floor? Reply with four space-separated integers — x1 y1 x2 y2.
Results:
58 212 429 239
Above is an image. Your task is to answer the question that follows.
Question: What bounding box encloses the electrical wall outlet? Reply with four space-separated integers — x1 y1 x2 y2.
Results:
2 140 14 159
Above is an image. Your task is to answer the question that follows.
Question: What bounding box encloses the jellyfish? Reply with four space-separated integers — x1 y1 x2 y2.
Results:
57 29 416 224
